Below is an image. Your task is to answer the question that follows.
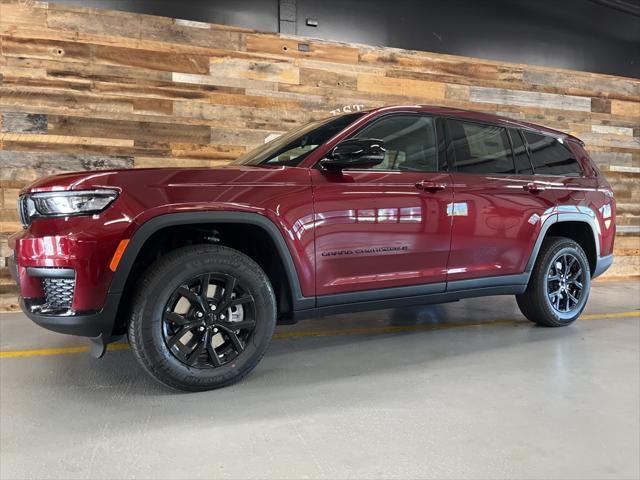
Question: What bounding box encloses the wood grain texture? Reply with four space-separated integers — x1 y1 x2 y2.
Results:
469 86 592 112
0 151 133 181
0 1 638 279
357 74 445 100
1 112 47 132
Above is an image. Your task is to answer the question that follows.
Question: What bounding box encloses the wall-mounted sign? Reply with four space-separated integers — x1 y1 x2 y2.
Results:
330 104 366 116
264 133 282 143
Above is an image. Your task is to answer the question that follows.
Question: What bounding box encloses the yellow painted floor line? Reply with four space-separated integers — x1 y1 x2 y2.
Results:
0 310 638 359
0 342 129 359
273 309 640 340
581 311 639 320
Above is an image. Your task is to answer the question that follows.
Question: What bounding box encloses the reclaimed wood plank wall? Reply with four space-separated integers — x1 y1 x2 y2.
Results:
1 1 639 293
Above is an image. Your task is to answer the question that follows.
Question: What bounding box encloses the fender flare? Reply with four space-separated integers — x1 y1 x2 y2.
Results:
108 211 313 311
524 210 601 278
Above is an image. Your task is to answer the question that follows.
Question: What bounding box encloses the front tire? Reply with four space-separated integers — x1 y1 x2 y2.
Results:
128 245 276 391
516 236 591 327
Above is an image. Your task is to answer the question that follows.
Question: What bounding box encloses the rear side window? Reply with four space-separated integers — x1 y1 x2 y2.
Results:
447 120 515 174
521 131 582 176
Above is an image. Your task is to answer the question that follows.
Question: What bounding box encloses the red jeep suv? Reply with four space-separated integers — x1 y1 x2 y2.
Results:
9 105 615 391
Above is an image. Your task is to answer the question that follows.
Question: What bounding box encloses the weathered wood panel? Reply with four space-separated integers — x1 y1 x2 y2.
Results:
357 74 445 101
1 112 47 132
469 86 592 112
47 115 212 143
246 34 360 65
0 0 638 279
0 150 133 178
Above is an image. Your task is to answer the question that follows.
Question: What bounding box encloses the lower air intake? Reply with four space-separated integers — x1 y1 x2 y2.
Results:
42 278 75 309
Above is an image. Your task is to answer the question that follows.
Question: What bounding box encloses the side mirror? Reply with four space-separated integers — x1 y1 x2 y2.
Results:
320 138 386 171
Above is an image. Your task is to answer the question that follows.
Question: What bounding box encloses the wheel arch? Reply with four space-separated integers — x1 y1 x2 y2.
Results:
525 212 600 278
108 212 312 329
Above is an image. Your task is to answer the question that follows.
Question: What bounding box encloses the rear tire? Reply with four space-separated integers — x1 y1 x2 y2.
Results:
128 245 276 391
516 236 591 327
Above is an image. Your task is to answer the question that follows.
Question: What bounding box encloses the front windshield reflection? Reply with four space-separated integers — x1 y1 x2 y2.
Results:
232 112 365 167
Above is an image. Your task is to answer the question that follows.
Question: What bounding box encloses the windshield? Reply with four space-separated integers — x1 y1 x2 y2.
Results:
232 112 366 167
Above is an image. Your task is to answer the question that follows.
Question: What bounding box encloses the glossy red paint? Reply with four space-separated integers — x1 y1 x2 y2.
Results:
10 105 615 322
11 166 316 310
445 172 557 281
311 170 453 295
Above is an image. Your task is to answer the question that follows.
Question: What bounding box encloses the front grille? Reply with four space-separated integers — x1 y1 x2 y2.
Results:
42 278 75 309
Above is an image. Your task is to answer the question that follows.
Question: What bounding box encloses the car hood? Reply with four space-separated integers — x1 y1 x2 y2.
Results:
21 165 301 194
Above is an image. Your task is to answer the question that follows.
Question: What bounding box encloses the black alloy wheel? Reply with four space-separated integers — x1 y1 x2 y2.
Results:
128 245 276 391
546 252 585 314
163 272 256 368
516 236 591 327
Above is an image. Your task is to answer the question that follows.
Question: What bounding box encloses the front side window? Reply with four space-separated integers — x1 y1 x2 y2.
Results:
233 112 365 167
447 119 515 174
521 131 582 176
348 114 439 172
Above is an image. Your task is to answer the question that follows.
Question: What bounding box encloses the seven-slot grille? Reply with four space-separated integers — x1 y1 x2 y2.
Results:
42 278 75 309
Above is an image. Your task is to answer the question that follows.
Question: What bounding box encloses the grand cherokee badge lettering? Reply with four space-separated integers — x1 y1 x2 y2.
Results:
321 246 409 257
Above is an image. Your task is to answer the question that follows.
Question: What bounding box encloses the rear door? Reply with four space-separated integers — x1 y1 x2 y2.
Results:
311 113 453 297
444 120 557 284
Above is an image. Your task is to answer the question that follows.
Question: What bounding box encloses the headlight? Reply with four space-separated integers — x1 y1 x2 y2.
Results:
25 189 119 218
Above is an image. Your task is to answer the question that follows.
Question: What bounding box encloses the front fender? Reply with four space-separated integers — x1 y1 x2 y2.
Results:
109 211 313 311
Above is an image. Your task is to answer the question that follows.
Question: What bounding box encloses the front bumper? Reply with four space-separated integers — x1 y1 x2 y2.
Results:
19 294 120 339
8 221 126 350
9 229 117 312
10 254 120 342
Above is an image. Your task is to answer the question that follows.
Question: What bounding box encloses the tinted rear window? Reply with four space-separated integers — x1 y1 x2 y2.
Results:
522 131 582 176
447 120 515 174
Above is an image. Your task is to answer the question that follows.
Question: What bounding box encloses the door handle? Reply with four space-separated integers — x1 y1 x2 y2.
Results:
415 180 447 192
523 182 546 193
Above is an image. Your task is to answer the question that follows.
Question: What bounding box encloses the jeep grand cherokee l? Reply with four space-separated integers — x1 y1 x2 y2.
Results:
9 105 615 391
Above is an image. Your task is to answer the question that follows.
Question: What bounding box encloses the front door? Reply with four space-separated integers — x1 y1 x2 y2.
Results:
311 113 453 297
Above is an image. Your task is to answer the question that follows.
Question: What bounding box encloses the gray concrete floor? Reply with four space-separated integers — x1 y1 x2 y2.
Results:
1 281 639 480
